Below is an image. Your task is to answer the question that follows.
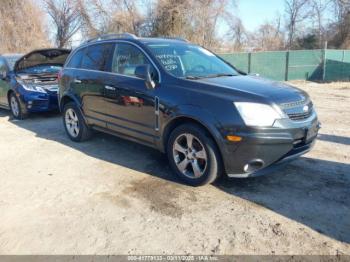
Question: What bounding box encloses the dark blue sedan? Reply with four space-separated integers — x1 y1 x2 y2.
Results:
0 48 70 119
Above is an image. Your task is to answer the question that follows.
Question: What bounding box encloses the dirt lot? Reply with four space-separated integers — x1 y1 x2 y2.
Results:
0 81 349 255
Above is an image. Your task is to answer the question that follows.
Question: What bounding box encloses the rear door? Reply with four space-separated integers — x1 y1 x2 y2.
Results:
0 58 10 106
78 43 115 127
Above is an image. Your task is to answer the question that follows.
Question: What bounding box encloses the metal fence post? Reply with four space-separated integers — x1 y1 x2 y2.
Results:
248 52 252 74
285 51 289 81
322 41 328 81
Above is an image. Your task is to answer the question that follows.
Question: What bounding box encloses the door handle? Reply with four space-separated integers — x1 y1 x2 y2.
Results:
73 79 82 83
105 85 116 91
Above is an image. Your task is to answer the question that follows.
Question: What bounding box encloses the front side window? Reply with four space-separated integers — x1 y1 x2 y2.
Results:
81 43 114 71
146 43 239 78
66 49 84 68
112 43 157 80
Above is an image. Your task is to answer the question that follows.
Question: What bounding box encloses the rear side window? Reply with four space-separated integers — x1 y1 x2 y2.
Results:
66 49 84 68
81 43 114 71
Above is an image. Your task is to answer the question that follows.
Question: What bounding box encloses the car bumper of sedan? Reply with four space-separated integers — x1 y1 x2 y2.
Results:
222 112 321 178
20 91 59 112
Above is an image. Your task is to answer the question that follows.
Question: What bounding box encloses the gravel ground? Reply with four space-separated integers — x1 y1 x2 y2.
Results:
0 81 349 255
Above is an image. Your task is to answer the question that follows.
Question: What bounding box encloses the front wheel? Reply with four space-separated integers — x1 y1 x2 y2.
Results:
167 124 222 186
9 93 27 119
63 102 92 142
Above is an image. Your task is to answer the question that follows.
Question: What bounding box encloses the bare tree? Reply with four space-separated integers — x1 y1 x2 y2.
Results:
285 0 311 49
226 17 248 51
0 0 49 53
310 0 331 48
252 15 284 51
77 0 146 39
330 0 350 48
45 0 82 48
151 0 235 49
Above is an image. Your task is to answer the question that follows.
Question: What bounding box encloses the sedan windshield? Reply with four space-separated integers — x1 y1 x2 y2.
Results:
146 43 239 79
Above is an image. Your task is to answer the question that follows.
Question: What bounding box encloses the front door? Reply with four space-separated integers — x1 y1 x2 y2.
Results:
103 43 159 145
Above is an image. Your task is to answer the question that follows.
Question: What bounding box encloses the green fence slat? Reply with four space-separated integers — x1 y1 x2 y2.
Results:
250 51 287 81
219 49 350 82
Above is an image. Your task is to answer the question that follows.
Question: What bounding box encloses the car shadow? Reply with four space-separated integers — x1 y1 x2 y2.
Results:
318 133 350 146
1 109 350 244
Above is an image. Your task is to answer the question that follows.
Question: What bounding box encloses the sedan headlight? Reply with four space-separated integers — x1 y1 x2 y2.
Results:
234 102 286 127
18 80 46 93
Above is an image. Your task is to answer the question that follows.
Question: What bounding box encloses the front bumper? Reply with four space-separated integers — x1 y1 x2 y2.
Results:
20 90 59 112
222 112 320 178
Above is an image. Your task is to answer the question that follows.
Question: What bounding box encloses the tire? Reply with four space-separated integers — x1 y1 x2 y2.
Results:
9 93 27 120
167 123 222 186
63 102 92 142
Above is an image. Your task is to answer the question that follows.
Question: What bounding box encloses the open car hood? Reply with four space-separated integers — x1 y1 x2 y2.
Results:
14 48 70 72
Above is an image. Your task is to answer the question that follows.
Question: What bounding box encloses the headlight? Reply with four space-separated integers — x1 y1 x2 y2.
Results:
234 102 286 127
18 81 46 93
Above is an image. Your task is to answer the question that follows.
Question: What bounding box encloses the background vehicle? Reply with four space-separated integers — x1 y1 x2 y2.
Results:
0 48 70 119
59 34 320 186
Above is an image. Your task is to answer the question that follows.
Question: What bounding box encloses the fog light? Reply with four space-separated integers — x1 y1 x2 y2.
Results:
244 159 264 173
226 135 242 142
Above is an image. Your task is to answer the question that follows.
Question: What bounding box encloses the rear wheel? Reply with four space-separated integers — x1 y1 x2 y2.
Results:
167 123 222 186
9 93 27 119
63 102 92 142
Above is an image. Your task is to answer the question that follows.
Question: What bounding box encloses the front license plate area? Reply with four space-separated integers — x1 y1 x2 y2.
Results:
305 124 318 142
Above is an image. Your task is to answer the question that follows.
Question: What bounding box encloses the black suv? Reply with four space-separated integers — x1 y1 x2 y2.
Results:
59 33 320 186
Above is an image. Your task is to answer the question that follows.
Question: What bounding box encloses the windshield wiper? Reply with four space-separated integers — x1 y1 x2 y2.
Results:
185 75 202 80
185 73 236 80
204 73 236 78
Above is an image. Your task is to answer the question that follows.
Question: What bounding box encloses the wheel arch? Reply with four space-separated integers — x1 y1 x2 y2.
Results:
7 89 15 103
161 113 224 164
59 94 81 112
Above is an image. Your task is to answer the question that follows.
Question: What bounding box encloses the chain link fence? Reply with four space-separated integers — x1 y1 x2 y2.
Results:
219 49 350 82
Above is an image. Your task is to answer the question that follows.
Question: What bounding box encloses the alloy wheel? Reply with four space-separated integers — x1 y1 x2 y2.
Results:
10 96 19 117
65 108 80 138
172 133 208 178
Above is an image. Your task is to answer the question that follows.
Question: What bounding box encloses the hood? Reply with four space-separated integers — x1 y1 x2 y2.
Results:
14 48 70 72
197 75 308 104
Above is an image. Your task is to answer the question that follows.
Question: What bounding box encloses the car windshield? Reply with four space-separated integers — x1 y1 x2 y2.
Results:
146 42 239 79
17 65 62 74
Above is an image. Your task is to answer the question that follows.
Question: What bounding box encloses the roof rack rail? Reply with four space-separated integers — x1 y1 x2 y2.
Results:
86 33 138 43
157 36 189 42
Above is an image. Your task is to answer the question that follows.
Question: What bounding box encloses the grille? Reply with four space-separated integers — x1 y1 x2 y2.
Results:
280 99 313 121
287 111 312 120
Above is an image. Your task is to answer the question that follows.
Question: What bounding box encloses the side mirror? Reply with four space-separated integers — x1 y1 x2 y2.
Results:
135 65 156 89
